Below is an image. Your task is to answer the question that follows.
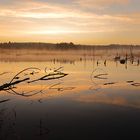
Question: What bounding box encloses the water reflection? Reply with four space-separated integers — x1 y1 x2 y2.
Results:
0 47 140 139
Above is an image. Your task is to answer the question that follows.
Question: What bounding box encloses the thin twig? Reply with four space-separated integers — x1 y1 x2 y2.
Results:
0 99 10 103
9 67 41 84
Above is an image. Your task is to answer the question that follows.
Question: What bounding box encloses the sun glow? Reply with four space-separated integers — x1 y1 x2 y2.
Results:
27 28 83 35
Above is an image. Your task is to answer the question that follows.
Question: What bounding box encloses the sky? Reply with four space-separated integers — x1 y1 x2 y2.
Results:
0 0 140 45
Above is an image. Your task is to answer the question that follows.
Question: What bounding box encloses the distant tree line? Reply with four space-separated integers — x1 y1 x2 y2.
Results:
0 42 139 50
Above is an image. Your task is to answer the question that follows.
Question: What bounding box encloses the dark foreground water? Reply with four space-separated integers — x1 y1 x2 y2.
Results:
0 47 140 140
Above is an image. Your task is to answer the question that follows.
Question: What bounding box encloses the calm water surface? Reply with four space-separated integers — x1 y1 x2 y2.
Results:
0 48 140 140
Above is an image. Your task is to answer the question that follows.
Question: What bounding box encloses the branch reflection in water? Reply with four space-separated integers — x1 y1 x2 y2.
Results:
0 67 68 97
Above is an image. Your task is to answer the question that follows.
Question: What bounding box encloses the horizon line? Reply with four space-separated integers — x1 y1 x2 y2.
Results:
0 41 140 46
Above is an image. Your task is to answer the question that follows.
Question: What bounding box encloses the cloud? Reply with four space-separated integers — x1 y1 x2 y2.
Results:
0 0 138 23
0 0 139 44
74 0 130 8
0 0 81 19
0 0 138 22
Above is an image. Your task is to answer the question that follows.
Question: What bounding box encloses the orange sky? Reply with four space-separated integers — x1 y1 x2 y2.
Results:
0 0 140 44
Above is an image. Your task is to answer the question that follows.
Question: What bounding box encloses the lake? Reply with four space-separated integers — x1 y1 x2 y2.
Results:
0 46 140 140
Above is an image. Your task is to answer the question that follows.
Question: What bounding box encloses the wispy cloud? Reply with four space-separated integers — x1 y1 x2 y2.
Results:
74 0 130 8
0 0 140 44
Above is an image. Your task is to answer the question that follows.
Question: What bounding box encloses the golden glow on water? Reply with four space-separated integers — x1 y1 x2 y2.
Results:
0 48 140 108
